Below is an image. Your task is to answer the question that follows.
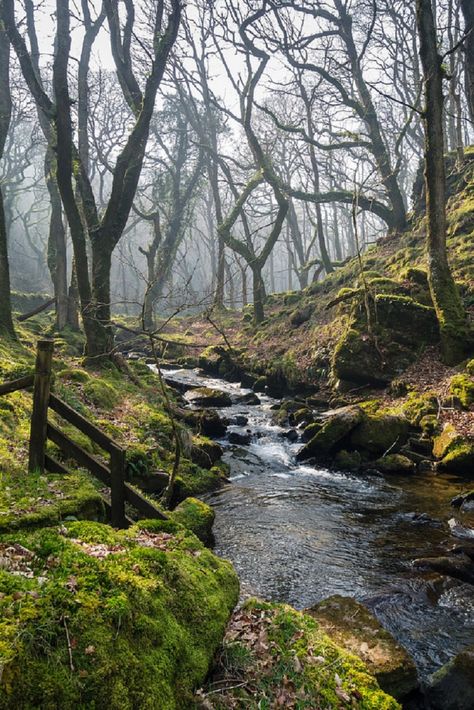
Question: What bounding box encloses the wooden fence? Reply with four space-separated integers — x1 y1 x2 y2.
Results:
0 339 166 528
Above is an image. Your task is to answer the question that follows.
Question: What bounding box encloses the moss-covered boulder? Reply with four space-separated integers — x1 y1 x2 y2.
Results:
449 373 474 409
426 645 474 710
190 436 223 470
83 379 120 409
306 596 418 700
296 406 363 461
374 454 415 475
433 424 474 475
187 387 232 408
0 519 238 709
170 497 215 546
332 296 439 387
197 599 400 708
350 413 409 456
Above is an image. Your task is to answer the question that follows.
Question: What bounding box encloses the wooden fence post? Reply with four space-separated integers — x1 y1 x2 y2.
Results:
28 339 54 473
110 445 126 528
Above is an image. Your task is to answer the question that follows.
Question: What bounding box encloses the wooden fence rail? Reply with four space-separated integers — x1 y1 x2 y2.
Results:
0 339 166 528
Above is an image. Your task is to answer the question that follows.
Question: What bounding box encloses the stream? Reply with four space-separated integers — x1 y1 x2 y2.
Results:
163 366 474 681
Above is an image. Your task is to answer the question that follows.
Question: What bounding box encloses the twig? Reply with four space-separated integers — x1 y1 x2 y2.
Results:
62 615 74 672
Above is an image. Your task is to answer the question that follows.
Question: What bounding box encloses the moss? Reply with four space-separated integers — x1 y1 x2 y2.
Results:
83 379 120 409
449 373 474 409
466 359 474 376
432 423 460 459
402 391 439 426
56 368 91 384
170 497 215 545
0 520 239 709
0 472 105 533
190 436 223 470
201 599 400 709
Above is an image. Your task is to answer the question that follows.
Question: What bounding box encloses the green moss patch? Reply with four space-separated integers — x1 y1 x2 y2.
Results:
170 497 215 545
0 472 105 533
0 519 239 709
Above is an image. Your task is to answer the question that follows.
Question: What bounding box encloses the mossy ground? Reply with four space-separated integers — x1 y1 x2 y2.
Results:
0 519 239 709
195 599 399 709
0 316 225 532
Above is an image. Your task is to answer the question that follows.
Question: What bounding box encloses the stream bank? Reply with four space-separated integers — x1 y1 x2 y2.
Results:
161 365 474 693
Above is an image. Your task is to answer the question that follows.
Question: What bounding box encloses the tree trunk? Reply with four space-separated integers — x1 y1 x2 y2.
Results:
89 239 114 358
460 0 474 123
0 20 15 338
417 0 470 364
67 259 80 331
252 265 265 324
45 149 68 330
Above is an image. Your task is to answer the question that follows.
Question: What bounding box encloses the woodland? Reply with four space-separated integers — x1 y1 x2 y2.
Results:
0 0 473 709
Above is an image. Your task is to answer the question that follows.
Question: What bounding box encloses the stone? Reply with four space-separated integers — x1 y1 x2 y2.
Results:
433 423 460 459
253 376 268 393
280 429 299 442
296 406 363 461
451 490 474 509
230 415 248 426
190 439 223 470
186 387 232 408
374 454 415 475
131 470 169 494
228 431 251 446
301 421 323 442
334 449 362 472
305 595 418 700
426 645 474 710
234 391 260 406
350 413 409 456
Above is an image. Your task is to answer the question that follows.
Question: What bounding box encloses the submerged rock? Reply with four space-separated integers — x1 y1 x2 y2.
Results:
305 595 418 700
228 431 251 446
234 391 260 406
187 387 232 407
426 645 474 710
413 553 474 585
296 406 363 461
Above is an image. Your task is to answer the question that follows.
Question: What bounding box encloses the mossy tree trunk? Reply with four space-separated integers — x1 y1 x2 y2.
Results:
0 20 16 339
416 0 470 365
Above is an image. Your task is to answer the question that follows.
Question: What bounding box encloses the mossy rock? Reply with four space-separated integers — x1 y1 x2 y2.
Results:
170 497 215 546
83 379 120 409
439 441 474 476
426 645 474 710
56 367 91 384
334 449 362 472
306 595 418 700
449 373 474 409
403 392 439 426
297 406 363 460
200 599 400 708
190 436 223 470
187 387 232 408
0 519 239 709
301 421 323 442
374 454 415 475
466 359 474 376
350 414 409 455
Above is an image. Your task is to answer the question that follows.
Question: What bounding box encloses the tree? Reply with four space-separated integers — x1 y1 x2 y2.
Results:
460 0 474 124
1 0 182 359
416 0 470 364
0 17 15 338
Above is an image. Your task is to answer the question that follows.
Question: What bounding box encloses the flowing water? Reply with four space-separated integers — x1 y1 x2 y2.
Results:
163 366 474 680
